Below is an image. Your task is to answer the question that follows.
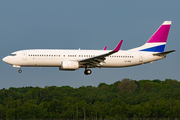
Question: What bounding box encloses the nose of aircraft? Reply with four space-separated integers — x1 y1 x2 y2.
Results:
2 56 9 63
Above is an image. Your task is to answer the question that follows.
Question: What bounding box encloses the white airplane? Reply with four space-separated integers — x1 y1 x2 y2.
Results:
2 21 175 75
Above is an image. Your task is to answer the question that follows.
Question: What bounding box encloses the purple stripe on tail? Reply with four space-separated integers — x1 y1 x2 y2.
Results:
147 24 171 43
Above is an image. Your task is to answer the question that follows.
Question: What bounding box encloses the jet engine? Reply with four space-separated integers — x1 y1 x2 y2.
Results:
60 61 79 70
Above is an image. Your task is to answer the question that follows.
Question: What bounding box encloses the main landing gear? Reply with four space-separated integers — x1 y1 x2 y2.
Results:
84 68 92 75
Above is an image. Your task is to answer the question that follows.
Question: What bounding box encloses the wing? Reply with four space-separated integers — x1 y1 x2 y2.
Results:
79 40 123 67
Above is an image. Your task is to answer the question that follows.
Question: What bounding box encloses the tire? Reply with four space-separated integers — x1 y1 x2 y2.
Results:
18 70 22 73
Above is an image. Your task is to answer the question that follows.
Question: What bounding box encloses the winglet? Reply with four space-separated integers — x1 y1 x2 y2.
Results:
103 46 107 50
112 40 123 52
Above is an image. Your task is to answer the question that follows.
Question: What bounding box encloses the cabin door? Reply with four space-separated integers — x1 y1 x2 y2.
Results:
139 53 143 62
22 51 27 60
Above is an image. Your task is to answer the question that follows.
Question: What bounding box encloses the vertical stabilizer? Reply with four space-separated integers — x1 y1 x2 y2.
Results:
128 21 172 52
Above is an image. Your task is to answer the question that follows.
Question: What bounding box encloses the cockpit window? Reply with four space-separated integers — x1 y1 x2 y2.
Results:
9 54 16 56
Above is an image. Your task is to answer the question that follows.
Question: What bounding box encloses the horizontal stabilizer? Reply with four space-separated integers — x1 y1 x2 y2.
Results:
153 50 176 56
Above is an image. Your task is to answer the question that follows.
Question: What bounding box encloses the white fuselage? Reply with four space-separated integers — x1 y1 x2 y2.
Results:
3 49 164 68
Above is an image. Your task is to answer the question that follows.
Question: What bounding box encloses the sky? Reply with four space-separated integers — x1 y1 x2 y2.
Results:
0 0 179 89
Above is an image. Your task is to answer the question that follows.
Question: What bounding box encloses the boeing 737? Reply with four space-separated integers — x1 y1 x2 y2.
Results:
2 21 175 75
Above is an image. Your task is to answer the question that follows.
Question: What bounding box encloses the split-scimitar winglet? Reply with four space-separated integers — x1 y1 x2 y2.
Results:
112 40 123 52
103 46 107 50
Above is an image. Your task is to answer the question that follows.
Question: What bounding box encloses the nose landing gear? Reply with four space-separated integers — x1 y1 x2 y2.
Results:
84 68 92 75
18 69 22 73
12 65 22 73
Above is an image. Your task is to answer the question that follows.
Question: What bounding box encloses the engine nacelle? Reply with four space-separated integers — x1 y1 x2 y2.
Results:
60 61 79 70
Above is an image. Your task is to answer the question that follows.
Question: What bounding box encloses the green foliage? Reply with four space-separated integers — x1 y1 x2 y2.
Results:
118 78 138 93
143 82 153 92
0 79 180 119
98 83 108 88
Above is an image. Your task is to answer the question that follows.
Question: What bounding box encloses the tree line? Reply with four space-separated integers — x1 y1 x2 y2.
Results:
0 78 180 119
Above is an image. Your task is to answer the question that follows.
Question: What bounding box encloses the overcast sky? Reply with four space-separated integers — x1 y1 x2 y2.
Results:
0 0 179 89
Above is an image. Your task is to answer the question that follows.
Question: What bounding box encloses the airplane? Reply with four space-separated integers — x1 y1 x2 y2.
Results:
2 21 175 75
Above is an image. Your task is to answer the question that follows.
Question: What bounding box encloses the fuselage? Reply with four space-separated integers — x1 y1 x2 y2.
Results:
3 49 164 68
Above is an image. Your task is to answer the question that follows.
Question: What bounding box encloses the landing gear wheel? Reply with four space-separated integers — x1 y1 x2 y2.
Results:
84 69 92 75
18 70 22 73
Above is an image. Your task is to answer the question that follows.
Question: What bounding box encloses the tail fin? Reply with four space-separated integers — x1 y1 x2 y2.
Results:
128 21 172 52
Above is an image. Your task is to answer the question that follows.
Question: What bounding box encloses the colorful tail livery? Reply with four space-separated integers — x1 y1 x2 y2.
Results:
2 21 175 75
129 21 171 52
